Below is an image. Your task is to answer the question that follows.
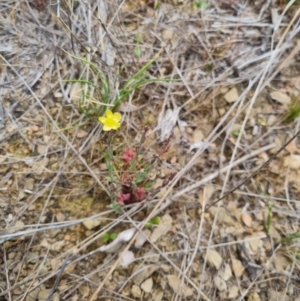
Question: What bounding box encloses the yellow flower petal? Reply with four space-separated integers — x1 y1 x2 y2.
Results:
103 125 111 131
113 112 122 122
98 110 122 131
111 123 120 130
106 110 113 118
98 116 106 124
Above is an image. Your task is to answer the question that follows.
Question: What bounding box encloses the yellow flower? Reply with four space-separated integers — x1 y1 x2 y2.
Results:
99 110 122 131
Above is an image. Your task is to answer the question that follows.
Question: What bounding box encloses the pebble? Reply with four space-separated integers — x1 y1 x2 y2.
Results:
224 87 239 103
141 278 153 293
214 275 227 291
167 274 193 297
131 285 142 298
228 285 239 299
205 249 223 270
78 285 90 297
232 259 245 277
219 263 232 281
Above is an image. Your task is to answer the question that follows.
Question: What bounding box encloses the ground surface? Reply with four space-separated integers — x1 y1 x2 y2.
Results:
1 0 300 300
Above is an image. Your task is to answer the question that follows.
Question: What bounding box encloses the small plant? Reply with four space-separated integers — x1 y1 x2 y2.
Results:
283 231 300 243
260 185 273 235
281 232 300 263
64 49 178 210
266 203 273 235
134 34 143 57
284 96 300 124
193 1 208 9
145 216 161 228
103 232 117 243
100 123 176 210
155 1 161 9
64 51 169 120
232 129 240 137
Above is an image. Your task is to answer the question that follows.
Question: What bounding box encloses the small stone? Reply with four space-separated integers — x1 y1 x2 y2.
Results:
133 265 159 285
267 115 277 126
205 249 223 270
37 144 47 155
274 253 290 272
68 294 79 301
144 250 160 263
268 290 287 300
224 87 239 103
153 291 164 301
131 285 141 298
135 229 151 247
53 293 60 301
40 238 50 248
51 258 62 270
284 155 300 169
214 275 227 291
232 259 245 277
120 251 135 268
193 129 204 142
79 285 90 297
64 263 76 273
199 185 215 205
269 225 281 243
288 284 295 296
247 292 261 301
82 219 101 230
64 234 71 241
76 130 88 138
15 220 24 230
38 289 51 300
51 240 65 252
270 91 291 105
32 158 49 175
25 288 39 301
141 278 153 293
219 263 232 281
208 207 235 226
7 125 17 133
228 285 239 299
24 178 35 190
161 264 171 272
241 212 252 227
32 125 39 132
54 91 63 98
162 29 173 40
38 264 49 275
25 252 39 263
8 252 16 260
56 212 65 222
17 190 26 201
247 233 263 254
167 274 193 297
